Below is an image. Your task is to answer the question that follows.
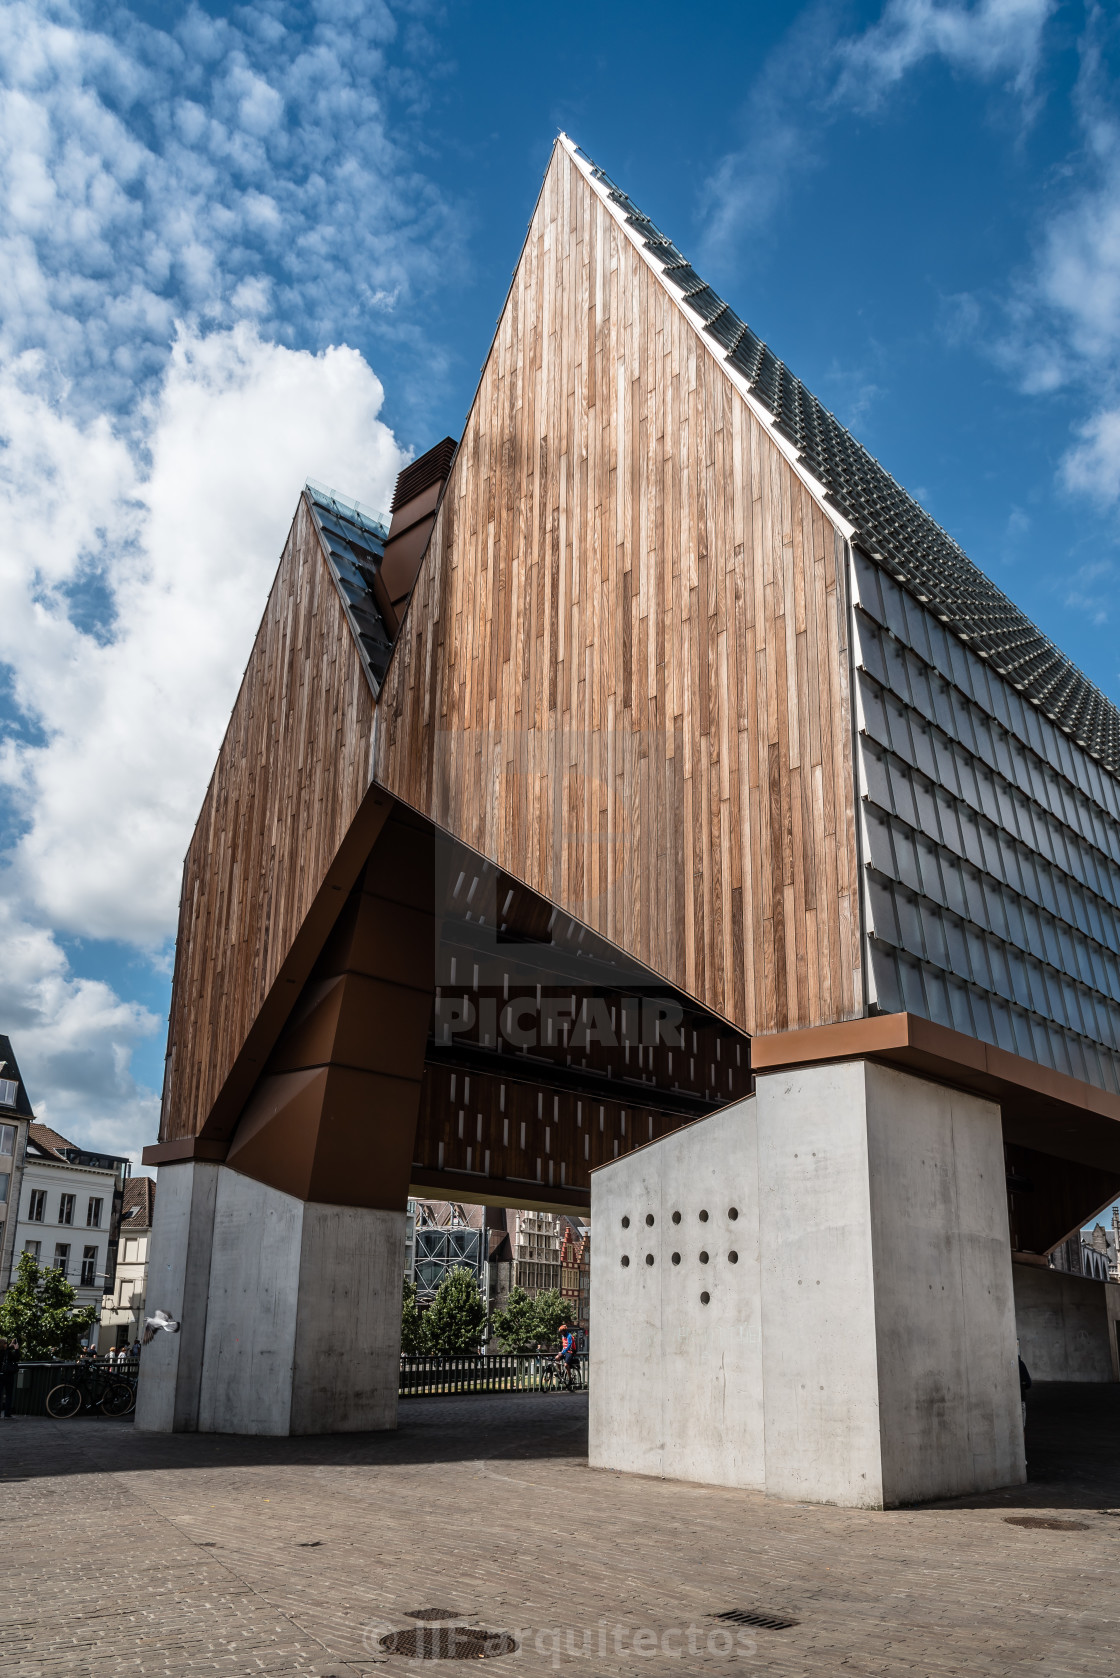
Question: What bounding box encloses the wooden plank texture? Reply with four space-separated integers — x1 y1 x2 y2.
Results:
374 143 862 1037
161 497 376 1141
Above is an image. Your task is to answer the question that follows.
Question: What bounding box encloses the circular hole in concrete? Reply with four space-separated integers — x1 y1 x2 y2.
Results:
1004 1516 1089 1531
728 1251 739 1264
646 1213 655 1226
672 1210 682 1224
645 1253 655 1266
621 1215 630 1228
380 1628 519 1660
671 1252 681 1265
699 1209 709 1222
728 1207 739 1220
700 1291 711 1305
699 1250 709 1264
621 1255 630 1267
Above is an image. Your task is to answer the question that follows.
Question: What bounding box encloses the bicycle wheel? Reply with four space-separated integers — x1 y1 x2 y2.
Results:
540 1364 555 1392
101 1380 135 1418
46 1383 83 1419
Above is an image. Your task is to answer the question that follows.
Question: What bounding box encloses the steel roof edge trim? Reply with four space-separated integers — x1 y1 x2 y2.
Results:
560 134 1120 782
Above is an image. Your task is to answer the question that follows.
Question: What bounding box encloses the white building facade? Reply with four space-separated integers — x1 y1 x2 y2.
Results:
10 1125 130 1343
99 1177 156 1350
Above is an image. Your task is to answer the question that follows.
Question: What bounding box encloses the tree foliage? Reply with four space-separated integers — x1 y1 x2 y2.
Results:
489 1286 539 1352
490 1285 574 1352
418 1267 488 1356
400 1278 424 1356
531 1287 571 1345
0 1251 97 1359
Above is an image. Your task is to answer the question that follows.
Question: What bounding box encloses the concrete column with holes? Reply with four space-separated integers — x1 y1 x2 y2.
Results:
589 1058 1025 1507
136 1161 405 1435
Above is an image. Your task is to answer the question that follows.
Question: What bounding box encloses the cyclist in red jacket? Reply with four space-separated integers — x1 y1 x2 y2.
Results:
555 1323 577 1375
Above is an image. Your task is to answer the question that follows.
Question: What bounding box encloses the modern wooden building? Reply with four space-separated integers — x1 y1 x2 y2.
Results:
137 138 1120 1495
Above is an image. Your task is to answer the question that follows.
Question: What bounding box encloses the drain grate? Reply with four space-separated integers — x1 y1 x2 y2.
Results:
1004 1515 1089 1531
404 1610 464 1621
379 1627 518 1660
715 1609 799 1631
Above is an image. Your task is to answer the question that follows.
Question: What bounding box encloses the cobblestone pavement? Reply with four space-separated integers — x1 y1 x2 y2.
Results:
2 1383 1119 1678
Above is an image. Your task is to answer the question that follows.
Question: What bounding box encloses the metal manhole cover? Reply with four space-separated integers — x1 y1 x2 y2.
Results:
1004 1515 1089 1531
715 1608 799 1631
379 1627 518 1660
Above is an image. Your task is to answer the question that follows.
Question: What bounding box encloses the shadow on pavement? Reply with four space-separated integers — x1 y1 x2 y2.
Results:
0 1391 590 1483
5 1384 1119 1519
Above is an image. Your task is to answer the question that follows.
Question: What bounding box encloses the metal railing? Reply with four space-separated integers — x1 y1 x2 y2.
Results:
398 1353 588 1397
7 1354 586 1417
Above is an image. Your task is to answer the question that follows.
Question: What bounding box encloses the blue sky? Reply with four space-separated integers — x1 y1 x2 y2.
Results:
1 0 1119 1205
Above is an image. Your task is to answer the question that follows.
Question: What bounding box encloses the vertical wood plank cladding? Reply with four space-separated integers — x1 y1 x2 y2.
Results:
161 497 375 1141
375 145 861 1035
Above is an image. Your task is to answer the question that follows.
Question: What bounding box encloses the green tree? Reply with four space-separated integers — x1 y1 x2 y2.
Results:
531 1288 572 1347
490 1286 541 1352
0 1251 97 1359
420 1267 488 1355
400 1278 423 1356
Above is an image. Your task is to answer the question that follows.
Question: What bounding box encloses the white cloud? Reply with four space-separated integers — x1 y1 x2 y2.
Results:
1 323 405 949
1062 407 1120 503
834 0 1054 108
0 899 160 1161
0 2 433 1153
979 26 1120 506
700 0 1053 264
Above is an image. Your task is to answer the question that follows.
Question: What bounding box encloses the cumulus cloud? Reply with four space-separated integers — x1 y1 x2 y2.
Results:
0 1 434 1155
1 324 404 948
0 899 160 1159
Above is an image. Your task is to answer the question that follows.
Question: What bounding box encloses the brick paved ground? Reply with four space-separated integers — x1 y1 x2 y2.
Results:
2 1383 1119 1678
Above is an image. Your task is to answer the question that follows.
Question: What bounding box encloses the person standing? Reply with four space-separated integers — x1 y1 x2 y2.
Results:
0 1338 20 1418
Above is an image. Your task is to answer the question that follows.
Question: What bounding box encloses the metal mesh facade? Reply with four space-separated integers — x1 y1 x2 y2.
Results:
853 552 1120 1095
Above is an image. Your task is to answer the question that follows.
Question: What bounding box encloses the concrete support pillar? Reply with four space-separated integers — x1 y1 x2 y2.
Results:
136 1162 404 1435
590 1058 1025 1507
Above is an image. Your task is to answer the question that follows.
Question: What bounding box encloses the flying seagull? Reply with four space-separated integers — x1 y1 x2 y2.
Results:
142 1309 181 1345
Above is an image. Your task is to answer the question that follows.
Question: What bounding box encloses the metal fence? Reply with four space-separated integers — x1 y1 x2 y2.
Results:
8 1355 584 1416
398 1353 588 1397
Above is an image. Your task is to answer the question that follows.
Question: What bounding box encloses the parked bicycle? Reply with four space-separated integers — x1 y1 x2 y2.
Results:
45 1362 136 1419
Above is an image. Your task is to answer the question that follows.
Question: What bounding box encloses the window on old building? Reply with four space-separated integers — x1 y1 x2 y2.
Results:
81 1246 98 1287
28 1188 46 1222
53 1243 70 1276
86 1197 103 1228
23 1239 40 1260
58 1193 75 1226
0 1080 17 1108
0 1121 15 1153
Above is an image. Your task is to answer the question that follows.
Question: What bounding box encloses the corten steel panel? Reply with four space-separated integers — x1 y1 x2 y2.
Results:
159 497 378 1143
372 141 863 1038
852 553 1120 1100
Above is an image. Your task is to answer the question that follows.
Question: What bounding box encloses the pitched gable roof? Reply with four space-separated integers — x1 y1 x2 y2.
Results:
28 1122 76 1159
565 137 1120 779
304 482 393 694
119 1175 155 1228
0 1034 36 1119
